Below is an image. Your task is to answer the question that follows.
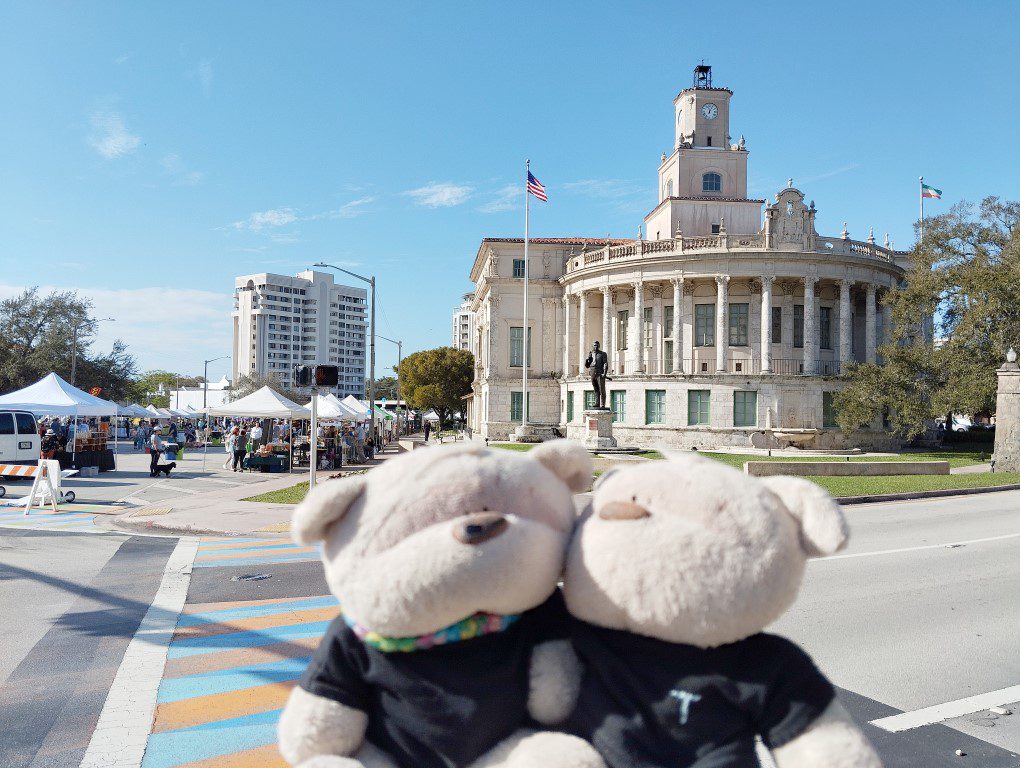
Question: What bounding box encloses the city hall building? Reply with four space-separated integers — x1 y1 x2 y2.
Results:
465 66 911 450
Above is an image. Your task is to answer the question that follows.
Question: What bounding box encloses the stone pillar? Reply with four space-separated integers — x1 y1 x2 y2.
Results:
602 286 613 373
803 276 817 375
992 349 1020 472
839 279 853 363
865 283 877 364
652 287 663 374
578 290 588 374
671 278 683 373
760 276 773 373
715 275 729 372
562 294 572 377
633 281 645 373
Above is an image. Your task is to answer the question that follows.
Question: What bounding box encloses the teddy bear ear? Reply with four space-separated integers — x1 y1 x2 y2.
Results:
291 475 368 545
760 476 849 556
530 439 594 493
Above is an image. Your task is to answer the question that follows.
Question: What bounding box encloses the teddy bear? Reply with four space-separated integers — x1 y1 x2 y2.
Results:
559 452 883 768
277 440 606 768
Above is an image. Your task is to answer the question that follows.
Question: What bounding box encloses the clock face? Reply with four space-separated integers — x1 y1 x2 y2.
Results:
702 103 718 120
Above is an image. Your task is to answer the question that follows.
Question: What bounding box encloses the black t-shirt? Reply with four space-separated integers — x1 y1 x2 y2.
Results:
565 622 835 768
299 592 569 768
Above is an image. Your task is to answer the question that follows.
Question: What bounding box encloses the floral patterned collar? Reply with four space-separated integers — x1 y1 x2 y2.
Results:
342 610 521 653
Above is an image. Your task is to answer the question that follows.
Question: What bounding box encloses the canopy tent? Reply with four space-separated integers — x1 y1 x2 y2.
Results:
145 405 164 417
122 403 152 418
305 394 364 421
208 386 310 419
422 410 441 422
326 394 368 420
0 372 119 416
340 395 373 417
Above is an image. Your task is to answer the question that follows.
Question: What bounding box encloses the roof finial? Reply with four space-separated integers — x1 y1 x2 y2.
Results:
1008 348 1017 364
787 178 793 188
884 233 890 248
867 227 876 244
738 134 745 150
841 222 849 240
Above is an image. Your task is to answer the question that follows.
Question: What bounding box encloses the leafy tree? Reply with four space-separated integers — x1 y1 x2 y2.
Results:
229 372 302 403
128 371 206 408
0 287 138 398
397 347 473 428
366 376 399 400
836 197 1019 438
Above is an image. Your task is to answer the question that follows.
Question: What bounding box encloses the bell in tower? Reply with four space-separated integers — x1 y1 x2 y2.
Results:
693 63 712 89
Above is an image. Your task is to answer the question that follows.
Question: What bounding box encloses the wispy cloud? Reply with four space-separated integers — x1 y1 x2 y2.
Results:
88 111 141 159
232 208 299 231
796 163 860 185
308 196 377 220
402 182 473 208
563 179 643 199
196 59 213 97
161 153 204 185
478 185 519 214
269 232 301 245
114 53 131 65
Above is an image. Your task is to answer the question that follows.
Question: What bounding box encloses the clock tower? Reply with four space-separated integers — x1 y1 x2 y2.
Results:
675 64 732 150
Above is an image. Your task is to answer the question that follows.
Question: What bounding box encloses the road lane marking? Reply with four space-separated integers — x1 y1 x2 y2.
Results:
80 536 200 768
152 482 199 495
813 531 1020 562
871 685 1020 732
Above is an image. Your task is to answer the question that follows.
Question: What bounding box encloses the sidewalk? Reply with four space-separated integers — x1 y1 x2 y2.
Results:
104 442 405 537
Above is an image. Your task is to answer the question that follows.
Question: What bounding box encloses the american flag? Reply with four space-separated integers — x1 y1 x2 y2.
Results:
527 171 547 202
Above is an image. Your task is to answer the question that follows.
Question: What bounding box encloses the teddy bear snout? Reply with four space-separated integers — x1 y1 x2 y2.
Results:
598 501 651 521
453 512 509 545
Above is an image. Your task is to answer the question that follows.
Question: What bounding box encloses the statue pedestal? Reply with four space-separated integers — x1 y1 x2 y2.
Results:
992 354 1020 472
582 409 617 450
511 423 543 444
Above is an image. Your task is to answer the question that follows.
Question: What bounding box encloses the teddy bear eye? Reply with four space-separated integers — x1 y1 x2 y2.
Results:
481 506 489 512
631 495 637 503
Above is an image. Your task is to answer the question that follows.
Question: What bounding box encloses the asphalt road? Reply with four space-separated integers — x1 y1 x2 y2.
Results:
0 489 1017 767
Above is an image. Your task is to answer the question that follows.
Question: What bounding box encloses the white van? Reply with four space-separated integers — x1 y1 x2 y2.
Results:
0 410 40 465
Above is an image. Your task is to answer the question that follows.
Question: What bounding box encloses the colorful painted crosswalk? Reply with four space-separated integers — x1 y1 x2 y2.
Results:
192 536 321 568
0 503 117 533
141 591 339 768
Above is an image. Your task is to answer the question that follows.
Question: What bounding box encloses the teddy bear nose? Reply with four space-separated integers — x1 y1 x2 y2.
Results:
454 512 509 545
598 501 651 521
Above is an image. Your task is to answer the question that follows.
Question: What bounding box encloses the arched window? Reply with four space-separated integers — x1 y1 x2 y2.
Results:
665 180 674 198
702 172 722 193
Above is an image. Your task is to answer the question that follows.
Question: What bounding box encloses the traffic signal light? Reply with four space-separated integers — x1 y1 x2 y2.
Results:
294 365 312 386
314 365 339 387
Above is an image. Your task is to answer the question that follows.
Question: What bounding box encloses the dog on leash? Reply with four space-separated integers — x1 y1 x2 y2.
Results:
150 462 176 478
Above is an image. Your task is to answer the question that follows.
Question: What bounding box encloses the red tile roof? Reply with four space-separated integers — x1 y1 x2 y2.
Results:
482 237 633 245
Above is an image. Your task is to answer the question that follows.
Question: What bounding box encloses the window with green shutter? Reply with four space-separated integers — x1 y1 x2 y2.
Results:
610 390 626 422
793 305 804 348
688 390 711 425
643 307 653 348
733 391 758 427
567 391 574 422
616 310 629 350
645 390 666 424
584 390 598 410
509 326 532 367
729 303 749 346
822 392 838 428
664 305 674 338
510 392 530 421
695 304 715 346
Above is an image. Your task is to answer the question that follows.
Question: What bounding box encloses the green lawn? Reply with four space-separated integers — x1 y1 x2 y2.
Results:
808 472 1020 498
490 443 536 452
699 450 989 470
243 482 310 504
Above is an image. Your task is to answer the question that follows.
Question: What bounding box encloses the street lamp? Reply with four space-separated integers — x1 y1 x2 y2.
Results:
203 356 229 410
313 262 377 453
70 318 114 386
378 334 402 436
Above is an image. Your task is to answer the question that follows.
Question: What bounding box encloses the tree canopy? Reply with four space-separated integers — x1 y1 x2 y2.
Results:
229 372 303 403
0 287 138 399
836 197 1019 438
127 371 206 408
366 376 399 400
397 347 473 427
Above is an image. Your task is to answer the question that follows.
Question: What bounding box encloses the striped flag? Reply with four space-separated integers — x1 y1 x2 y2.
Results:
527 171 547 202
921 183 942 199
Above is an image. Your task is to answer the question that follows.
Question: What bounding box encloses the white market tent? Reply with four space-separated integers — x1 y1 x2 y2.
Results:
122 403 152 418
305 394 354 421
0 372 121 466
0 372 119 416
206 386 310 473
341 395 372 416
422 410 441 422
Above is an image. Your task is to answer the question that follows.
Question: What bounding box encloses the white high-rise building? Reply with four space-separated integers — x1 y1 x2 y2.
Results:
452 292 475 351
232 270 368 398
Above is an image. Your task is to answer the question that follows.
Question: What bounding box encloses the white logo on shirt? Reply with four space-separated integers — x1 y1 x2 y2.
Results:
670 689 702 725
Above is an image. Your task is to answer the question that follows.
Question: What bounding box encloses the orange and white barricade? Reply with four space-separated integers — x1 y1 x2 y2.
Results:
0 460 78 513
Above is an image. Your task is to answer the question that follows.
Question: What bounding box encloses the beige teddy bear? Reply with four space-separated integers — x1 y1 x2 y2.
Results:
560 452 883 768
277 441 605 768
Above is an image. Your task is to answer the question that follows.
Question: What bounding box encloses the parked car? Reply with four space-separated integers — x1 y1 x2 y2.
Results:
0 410 41 465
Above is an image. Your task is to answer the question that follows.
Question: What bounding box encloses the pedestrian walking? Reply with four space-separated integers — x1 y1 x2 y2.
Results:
223 426 239 470
424 420 431 442
149 427 165 477
232 428 248 472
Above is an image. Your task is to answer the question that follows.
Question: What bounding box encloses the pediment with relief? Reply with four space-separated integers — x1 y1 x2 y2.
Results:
766 187 818 250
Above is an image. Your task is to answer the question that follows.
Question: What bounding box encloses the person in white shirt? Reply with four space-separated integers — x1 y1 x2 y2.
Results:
250 423 264 449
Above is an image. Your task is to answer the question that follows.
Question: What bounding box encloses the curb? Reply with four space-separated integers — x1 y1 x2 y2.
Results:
839 484 1020 506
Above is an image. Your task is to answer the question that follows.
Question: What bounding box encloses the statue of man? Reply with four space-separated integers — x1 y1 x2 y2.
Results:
584 340 609 409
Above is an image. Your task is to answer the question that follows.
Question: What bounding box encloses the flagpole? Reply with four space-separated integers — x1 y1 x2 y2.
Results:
919 175 924 243
522 159 530 428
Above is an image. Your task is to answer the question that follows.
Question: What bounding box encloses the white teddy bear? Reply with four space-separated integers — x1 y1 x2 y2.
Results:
277 441 605 768
560 452 883 768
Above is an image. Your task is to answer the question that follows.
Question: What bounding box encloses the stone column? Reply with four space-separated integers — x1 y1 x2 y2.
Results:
562 294 572 377
803 276 817 375
992 349 1020 472
760 276 773 373
839 279 853 364
652 287 663 374
578 290 588 374
715 275 729 372
671 278 683 373
633 281 645 373
865 283 877 364
602 286 613 372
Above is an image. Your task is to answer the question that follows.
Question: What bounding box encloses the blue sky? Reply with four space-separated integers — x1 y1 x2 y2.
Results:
1 1 1017 382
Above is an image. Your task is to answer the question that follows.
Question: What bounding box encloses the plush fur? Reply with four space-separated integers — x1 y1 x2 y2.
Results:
278 441 604 768
563 453 882 767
